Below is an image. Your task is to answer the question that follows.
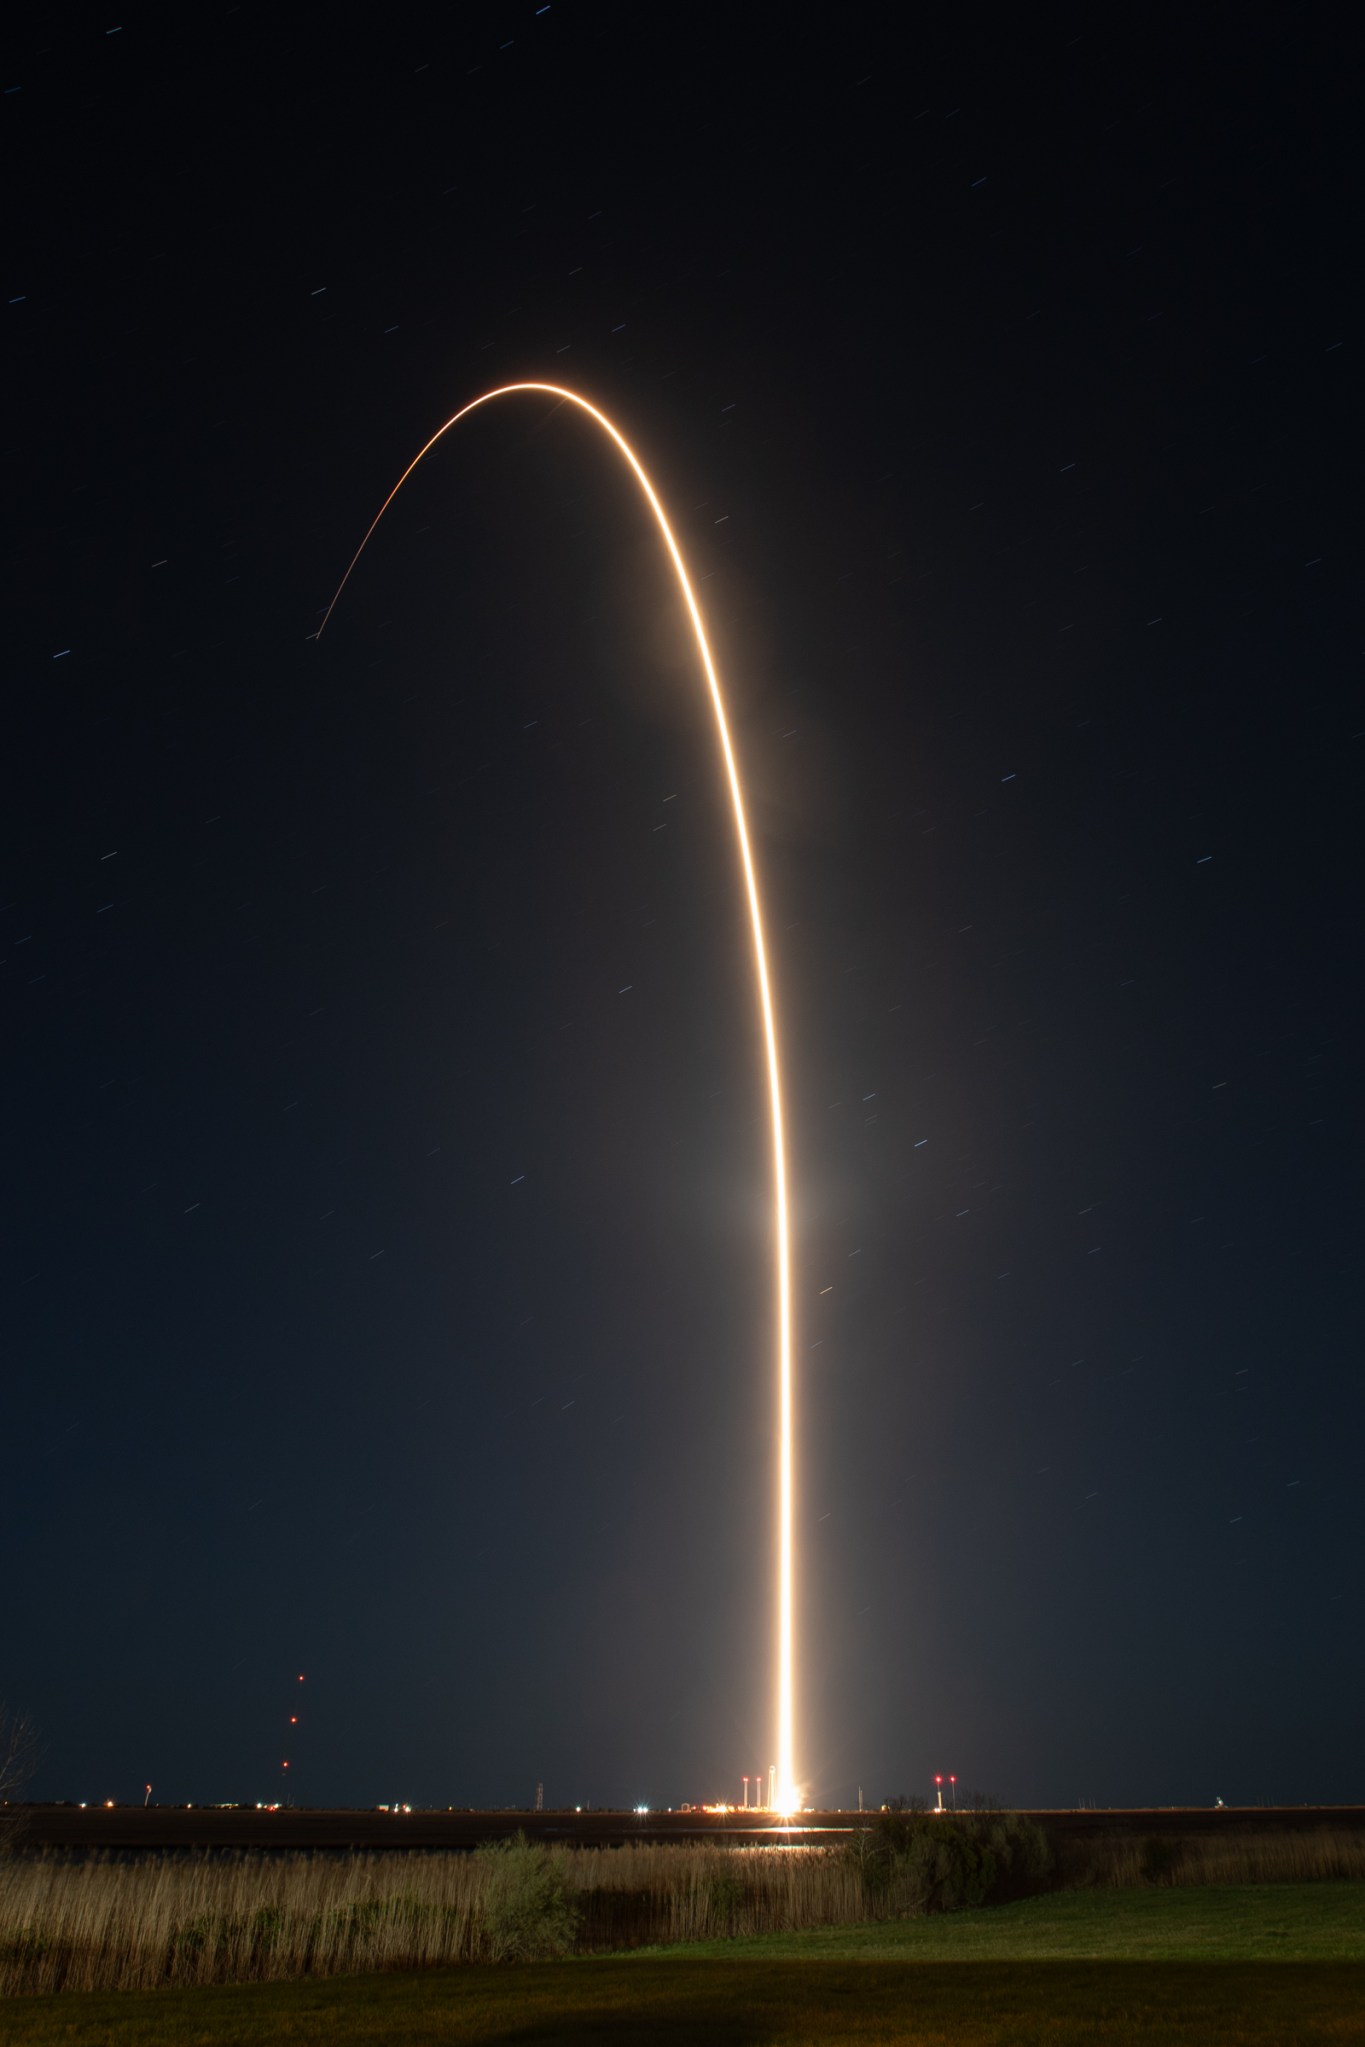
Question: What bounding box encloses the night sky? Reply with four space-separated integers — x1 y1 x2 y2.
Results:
6 13 1361 1816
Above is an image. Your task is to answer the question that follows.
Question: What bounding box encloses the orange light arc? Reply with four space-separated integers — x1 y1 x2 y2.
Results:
317 382 799 1815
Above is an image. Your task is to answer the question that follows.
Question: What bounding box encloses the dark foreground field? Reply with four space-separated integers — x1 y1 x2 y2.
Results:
5 1961 1362 2046
5 1891 1363 2045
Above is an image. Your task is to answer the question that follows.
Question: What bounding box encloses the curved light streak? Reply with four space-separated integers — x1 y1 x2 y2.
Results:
317 383 799 1814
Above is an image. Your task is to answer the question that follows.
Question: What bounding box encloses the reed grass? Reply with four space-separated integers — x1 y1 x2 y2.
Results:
1052 1825 1365 1891
2 1826 1360 1996
0 1841 867 1994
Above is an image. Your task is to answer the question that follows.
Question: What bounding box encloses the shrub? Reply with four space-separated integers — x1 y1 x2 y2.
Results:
851 1810 1052 1916
981 1812 1054 1898
475 1833 579 1961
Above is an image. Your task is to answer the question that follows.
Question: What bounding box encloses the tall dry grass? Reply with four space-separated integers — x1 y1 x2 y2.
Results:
0 1840 867 1994
1054 1826 1365 1891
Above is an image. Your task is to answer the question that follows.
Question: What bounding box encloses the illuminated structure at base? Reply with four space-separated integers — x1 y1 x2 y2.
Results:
317 383 800 1815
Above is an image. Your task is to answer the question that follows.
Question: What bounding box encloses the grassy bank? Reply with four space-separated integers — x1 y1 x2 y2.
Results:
639 1881 1365 1961
4 1958 1363 2046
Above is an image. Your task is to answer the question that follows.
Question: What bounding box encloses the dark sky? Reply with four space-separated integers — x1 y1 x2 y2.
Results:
5 11 1360 1815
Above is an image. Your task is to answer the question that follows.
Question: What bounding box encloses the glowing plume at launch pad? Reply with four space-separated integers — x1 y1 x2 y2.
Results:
318 384 799 1815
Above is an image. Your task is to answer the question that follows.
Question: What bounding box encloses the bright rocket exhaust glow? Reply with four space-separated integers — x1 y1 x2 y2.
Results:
317 384 800 1815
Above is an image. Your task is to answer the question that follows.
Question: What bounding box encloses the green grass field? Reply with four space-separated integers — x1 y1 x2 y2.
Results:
4 1887 1362 2045
638 1881 1365 1961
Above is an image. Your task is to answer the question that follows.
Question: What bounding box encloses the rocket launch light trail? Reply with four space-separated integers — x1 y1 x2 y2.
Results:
317 384 800 1815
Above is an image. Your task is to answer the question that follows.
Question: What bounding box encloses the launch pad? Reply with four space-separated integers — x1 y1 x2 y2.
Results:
18 1803 1365 1854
